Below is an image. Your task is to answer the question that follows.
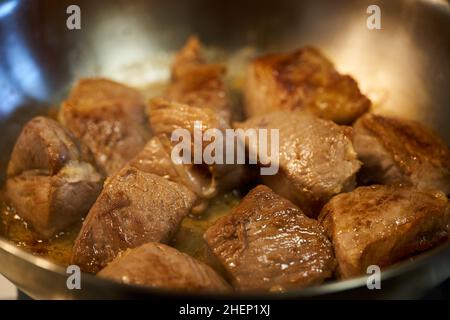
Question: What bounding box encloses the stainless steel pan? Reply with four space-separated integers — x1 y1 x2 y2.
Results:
0 0 449 299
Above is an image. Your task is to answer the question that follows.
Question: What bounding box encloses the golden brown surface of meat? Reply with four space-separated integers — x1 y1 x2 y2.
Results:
204 185 336 292
159 38 252 203
319 185 449 279
59 78 151 176
354 114 450 194
98 242 230 293
167 36 231 122
245 47 370 124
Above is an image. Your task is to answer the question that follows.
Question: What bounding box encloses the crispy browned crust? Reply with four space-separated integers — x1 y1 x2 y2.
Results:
245 47 370 124
171 36 205 78
358 114 450 176
319 185 449 278
167 37 231 122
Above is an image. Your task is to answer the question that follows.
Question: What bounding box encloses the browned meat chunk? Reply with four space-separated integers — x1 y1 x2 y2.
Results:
244 47 370 124
167 36 231 123
204 185 336 292
71 165 196 273
149 97 227 139
236 111 361 217
151 37 250 205
147 98 249 211
7 117 92 177
354 114 450 194
129 136 180 182
5 117 103 238
6 163 102 238
319 185 450 279
98 242 230 293
59 78 151 176
128 134 210 213
148 97 226 192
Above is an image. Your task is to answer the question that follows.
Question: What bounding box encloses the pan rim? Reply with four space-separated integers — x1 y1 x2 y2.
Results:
1 234 449 299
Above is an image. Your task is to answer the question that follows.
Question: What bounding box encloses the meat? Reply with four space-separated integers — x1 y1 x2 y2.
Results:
156 37 251 200
236 111 361 217
244 47 370 124
147 97 249 211
59 78 151 176
149 97 228 140
5 117 103 238
167 36 231 123
98 242 230 292
354 113 450 194
128 134 211 213
147 97 224 196
6 162 103 238
71 165 196 273
203 185 336 292
319 185 450 279
7 116 92 177
129 136 180 182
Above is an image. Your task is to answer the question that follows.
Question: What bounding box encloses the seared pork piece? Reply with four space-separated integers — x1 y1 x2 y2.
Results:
6 162 103 238
71 166 196 273
236 111 361 217
59 78 151 176
147 98 249 206
149 97 228 139
7 116 92 177
148 98 220 201
98 242 230 292
154 37 250 201
167 36 231 122
129 135 211 213
245 47 370 124
129 136 180 182
134 138 216 201
319 185 450 279
354 114 450 194
5 117 103 238
204 185 336 292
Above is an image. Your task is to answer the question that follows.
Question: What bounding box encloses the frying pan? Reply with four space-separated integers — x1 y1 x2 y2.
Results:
0 0 449 299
